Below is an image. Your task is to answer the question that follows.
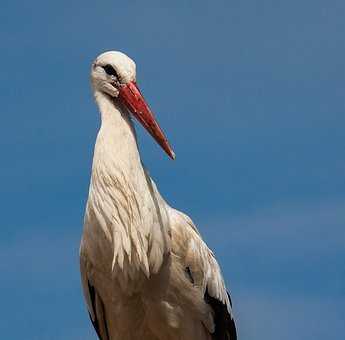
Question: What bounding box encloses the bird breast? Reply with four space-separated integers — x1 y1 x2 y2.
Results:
82 156 171 291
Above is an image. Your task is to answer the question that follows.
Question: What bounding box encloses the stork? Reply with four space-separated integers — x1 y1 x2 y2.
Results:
80 51 237 340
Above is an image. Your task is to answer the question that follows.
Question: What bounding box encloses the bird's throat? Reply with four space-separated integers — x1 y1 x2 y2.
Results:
93 90 143 172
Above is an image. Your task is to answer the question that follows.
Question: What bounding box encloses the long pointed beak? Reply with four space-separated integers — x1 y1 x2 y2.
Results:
118 81 175 160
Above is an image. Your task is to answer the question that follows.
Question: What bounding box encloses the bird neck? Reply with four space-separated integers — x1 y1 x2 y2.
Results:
95 90 140 164
85 90 171 282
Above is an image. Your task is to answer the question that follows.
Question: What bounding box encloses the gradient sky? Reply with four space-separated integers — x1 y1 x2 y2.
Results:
1 1 344 339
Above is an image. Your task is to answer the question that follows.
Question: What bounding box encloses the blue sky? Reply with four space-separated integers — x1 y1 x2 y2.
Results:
1 1 344 339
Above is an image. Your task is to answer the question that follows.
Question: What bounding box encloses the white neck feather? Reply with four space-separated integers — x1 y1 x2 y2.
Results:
84 91 171 285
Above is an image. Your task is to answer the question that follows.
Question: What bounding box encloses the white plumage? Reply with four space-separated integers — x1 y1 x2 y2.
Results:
80 51 237 340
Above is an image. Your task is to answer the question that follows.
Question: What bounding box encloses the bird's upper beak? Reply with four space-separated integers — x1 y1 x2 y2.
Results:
118 81 175 160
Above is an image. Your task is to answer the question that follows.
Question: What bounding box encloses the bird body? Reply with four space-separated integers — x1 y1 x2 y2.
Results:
80 51 237 340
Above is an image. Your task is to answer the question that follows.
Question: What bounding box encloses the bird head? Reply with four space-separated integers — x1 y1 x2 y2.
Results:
91 51 175 160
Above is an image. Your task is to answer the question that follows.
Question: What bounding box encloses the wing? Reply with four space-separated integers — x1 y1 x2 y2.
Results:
170 208 237 340
80 253 110 340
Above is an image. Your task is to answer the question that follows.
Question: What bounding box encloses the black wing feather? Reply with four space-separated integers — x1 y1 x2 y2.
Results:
205 289 237 340
87 281 110 340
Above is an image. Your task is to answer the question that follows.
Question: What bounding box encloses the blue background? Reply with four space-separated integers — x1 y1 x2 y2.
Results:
1 1 344 339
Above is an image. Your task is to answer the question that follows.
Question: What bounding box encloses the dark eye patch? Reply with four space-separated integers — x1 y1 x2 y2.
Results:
102 64 119 78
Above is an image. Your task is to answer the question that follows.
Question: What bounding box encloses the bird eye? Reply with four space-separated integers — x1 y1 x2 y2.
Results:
102 64 119 78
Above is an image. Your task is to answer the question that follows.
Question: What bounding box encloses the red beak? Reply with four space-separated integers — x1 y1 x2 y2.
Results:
118 81 175 160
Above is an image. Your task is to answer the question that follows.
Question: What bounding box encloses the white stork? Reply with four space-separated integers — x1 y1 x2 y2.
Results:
80 51 237 340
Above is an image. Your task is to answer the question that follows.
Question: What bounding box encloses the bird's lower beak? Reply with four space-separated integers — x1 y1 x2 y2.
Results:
118 81 175 160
